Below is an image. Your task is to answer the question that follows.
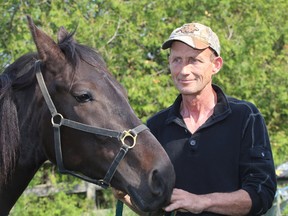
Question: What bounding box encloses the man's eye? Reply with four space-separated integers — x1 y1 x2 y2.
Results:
74 93 92 103
173 58 181 63
189 58 202 64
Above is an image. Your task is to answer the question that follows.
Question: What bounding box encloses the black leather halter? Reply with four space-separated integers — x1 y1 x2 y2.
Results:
34 61 148 189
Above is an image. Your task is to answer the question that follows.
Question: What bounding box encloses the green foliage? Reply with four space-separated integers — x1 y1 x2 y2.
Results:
1 0 287 214
11 192 93 216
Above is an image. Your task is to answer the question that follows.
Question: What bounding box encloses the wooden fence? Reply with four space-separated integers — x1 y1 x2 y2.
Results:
23 181 102 200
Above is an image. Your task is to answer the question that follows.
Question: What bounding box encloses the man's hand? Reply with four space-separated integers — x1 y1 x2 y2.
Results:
164 188 252 215
164 188 209 214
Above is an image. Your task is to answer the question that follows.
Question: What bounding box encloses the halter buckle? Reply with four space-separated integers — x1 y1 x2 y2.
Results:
120 130 137 149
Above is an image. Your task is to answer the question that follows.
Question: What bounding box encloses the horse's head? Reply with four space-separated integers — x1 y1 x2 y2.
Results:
27 16 175 212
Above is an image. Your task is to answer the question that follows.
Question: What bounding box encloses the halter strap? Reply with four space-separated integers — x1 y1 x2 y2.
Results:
34 60 149 188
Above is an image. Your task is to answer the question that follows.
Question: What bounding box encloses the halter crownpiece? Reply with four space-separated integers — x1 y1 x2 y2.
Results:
34 60 149 188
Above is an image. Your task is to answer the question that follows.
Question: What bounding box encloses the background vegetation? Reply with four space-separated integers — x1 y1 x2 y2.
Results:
0 0 287 215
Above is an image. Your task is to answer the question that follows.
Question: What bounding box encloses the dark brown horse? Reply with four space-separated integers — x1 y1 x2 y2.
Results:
0 16 175 215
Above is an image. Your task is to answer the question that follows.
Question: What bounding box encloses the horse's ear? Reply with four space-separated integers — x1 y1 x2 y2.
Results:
57 26 69 43
27 15 65 63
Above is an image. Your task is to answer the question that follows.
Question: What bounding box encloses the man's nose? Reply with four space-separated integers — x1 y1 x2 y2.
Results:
180 64 191 75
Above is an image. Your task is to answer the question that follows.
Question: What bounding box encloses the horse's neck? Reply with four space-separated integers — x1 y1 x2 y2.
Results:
15 85 46 164
0 157 44 215
0 125 46 215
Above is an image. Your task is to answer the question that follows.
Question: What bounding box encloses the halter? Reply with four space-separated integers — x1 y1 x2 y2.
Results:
34 61 148 189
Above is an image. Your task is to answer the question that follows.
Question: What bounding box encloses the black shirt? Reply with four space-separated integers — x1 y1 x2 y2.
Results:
147 85 276 216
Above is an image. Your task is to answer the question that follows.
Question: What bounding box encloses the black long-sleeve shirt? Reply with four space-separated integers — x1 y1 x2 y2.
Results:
147 85 276 216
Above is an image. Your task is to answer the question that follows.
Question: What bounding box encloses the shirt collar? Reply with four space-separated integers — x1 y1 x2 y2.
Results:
165 84 231 125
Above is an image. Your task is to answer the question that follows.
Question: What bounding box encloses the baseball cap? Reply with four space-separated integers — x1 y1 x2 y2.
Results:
162 23 221 56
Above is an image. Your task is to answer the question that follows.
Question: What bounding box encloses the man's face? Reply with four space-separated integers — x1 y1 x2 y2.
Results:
169 41 220 96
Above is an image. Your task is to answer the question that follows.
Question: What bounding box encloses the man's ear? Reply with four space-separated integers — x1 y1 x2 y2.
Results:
212 56 223 75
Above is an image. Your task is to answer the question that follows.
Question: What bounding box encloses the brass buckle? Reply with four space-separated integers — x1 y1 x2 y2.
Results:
120 130 137 149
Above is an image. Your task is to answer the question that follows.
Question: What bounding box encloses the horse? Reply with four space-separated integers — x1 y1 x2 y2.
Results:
0 16 175 215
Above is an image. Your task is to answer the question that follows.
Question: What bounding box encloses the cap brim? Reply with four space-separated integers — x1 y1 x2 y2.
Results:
162 36 209 50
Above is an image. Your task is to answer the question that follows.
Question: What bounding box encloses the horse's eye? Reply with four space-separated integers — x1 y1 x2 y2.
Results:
74 93 92 103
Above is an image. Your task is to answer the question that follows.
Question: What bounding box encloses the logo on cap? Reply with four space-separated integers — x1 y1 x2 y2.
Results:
177 24 199 34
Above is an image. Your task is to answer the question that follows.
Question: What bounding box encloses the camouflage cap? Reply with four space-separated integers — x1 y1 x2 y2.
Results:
162 23 221 56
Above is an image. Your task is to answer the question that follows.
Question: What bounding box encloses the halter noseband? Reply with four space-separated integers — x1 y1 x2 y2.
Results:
34 61 148 189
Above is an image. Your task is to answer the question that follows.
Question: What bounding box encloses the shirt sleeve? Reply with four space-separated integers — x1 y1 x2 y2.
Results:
239 106 277 215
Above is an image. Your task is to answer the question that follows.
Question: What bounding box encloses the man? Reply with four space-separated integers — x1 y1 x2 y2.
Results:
146 23 276 215
114 22 276 216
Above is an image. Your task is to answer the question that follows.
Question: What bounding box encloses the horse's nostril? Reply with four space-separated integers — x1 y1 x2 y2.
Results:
149 169 165 197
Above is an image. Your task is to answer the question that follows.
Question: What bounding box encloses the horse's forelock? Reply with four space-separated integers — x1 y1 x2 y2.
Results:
58 31 78 68
57 31 107 71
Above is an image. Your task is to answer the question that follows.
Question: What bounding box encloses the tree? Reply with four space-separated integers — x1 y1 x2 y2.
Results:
1 0 287 214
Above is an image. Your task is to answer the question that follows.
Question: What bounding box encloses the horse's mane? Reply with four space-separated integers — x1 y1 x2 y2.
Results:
0 53 37 184
0 30 107 183
0 69 17 183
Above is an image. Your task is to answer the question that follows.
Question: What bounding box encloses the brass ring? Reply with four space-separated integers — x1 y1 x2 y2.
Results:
120 130 137 149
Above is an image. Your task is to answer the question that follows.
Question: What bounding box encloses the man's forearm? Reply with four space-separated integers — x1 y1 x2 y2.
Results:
202 189 252 216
